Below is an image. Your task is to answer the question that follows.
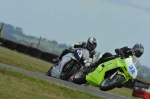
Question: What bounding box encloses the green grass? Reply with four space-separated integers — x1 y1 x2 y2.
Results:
0 46 52 74
0 46 138 99
0 67 104 99
108 87 138 99
89 85 139 99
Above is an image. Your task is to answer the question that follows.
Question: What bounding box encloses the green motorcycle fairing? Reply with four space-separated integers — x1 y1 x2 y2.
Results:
86 56 132 87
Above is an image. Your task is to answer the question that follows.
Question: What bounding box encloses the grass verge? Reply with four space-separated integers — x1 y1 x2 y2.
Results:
0 67 104 99
0 46 52 74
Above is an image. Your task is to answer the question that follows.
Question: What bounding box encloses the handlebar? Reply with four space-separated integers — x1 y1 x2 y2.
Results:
115 49 125 59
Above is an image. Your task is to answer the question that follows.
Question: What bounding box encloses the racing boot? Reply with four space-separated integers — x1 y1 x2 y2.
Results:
52 57 59 63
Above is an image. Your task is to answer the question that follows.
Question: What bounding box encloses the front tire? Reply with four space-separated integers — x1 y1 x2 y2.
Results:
100 74 125 91
60 65 78 80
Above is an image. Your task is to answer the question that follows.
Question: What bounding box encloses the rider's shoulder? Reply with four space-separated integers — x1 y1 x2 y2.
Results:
75 41 86 45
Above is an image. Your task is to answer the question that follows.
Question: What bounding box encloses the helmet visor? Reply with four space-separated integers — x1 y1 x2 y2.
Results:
89 43 96 50
135 50 142 58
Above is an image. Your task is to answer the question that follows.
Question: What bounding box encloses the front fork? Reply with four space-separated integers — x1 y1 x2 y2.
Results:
109 70 118 79
109 70 127 83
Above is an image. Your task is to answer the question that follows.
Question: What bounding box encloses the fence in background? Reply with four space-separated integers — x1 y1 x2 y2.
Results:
0 37 58 63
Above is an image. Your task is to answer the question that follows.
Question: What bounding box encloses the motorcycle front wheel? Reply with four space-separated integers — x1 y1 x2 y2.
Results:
100 74 125 91
60 62 78 81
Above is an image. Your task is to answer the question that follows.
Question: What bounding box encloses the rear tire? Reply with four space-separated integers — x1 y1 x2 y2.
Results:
100 74 125 91
72 69 87 85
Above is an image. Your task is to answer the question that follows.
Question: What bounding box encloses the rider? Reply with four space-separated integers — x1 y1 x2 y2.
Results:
89 43 144 70
53 37 98 64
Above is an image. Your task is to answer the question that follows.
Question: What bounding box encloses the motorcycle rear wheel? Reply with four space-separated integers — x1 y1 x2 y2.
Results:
71 69 87 85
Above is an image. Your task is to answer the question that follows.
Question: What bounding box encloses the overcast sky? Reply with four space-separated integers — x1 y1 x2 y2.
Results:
0 0 150 66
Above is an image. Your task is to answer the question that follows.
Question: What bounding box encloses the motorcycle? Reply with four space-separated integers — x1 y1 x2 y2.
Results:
70 50 140 91
46 48 91 81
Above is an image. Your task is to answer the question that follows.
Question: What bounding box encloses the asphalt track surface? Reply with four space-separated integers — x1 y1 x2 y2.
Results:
0 63 131 99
